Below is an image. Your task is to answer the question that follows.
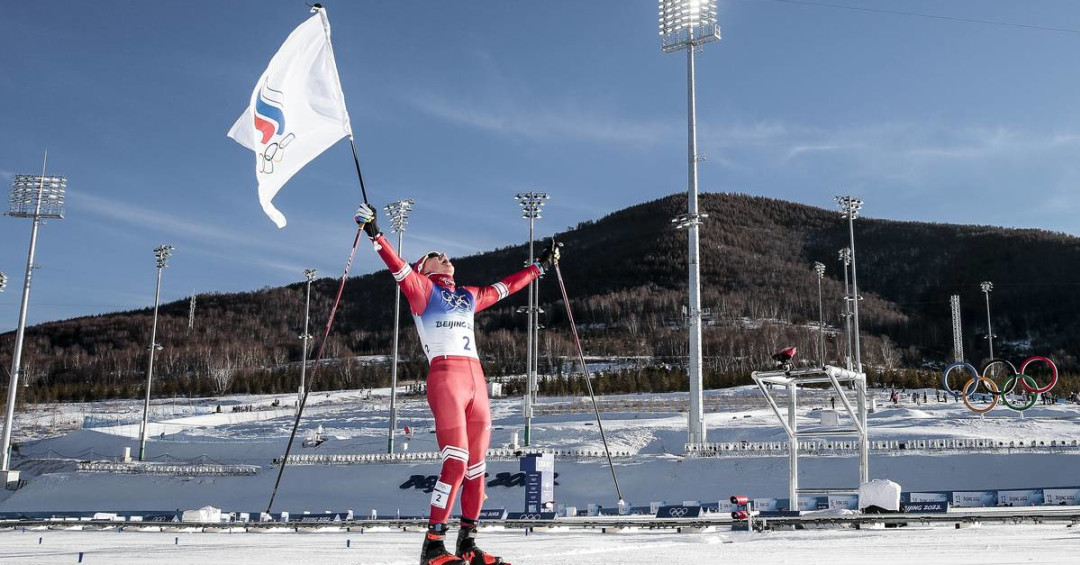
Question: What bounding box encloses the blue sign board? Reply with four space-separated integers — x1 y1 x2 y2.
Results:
520 453 555 513
478 508 507 521
655 505 701 519
903 501 948 513
505 512 556 521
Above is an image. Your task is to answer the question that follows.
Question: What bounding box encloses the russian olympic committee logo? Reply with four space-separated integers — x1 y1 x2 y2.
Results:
254 79 295 175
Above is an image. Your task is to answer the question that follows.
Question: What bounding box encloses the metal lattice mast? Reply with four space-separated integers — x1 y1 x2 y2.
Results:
384 199 414 453
980 281 995 360
515 192 548 447
2 154 66 476
950 295 964 363
139 244 173 461
298 268 317 415
660 0 720 446
188 292 196 332
838 248 853 371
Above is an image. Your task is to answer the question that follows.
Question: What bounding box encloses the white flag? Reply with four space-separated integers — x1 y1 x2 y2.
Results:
227 6 352 228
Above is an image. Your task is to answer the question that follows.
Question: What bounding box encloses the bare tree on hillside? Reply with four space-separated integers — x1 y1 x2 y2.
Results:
206 349 236 395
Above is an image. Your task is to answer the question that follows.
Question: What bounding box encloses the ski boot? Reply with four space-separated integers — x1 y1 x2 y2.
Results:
456 519 510 565
421 523 467 565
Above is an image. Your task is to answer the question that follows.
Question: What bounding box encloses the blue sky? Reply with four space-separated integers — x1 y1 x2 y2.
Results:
3 0 1080 331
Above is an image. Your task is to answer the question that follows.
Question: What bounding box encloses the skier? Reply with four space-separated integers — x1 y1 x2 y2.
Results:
354 204 560 565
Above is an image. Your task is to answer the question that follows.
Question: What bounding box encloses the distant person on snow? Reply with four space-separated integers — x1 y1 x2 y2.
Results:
354 203 560 565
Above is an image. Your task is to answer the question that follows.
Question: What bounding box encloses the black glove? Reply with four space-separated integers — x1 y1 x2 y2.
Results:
353 203 381 238
538 240 562 271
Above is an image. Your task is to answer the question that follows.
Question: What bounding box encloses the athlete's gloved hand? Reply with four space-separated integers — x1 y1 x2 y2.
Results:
538 240 562 271
353 203 381 238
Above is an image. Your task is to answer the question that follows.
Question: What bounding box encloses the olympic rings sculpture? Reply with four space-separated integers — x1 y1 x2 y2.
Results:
941 356 1058 414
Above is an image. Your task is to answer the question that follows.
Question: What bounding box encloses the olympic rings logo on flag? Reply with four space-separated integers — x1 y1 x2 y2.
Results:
941 356 1058 414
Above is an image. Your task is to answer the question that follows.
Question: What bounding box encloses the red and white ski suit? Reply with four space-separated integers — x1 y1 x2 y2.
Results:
372 234 541 525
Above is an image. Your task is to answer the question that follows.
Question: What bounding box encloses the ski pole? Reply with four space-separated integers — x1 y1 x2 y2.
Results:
266 227 363 513
552 254 625 506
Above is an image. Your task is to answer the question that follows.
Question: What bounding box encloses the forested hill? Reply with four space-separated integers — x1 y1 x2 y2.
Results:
4 192 1080 402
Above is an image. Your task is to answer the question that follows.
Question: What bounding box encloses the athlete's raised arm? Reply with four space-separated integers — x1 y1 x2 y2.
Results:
354 204 431 315
470 241 561 313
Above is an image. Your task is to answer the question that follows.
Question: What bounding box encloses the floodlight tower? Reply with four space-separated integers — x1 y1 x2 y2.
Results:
138 244 173 462
980 281 995 360
298 268 317 415
384 198 414 453
0 272 6 293
838 248 853 370
835 196 864 372
515 191 549 447
813 262 826 365
836 197 869 485
2 155 66 480
659 0 720 446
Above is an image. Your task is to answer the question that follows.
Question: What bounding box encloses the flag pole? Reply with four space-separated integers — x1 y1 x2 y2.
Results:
348 137 370 205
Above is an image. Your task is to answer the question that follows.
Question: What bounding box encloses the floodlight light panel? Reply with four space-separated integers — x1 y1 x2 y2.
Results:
8 174 67 218
659 0 720 50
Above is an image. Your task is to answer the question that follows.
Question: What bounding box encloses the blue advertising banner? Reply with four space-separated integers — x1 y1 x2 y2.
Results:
655 505 701 519
478 508 507 520
906 492 949 504
951 491 997 507
904 501 948 513
827 494 859 510
295 514 344 523
1043 488 1080 506
505 512 556 521
997 489 1043 507
753 498 779 511
797 496 827 511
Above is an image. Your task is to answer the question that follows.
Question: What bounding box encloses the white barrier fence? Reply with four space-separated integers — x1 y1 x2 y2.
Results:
77 461 260 476
535 397 733 416
685 437 1080 457
281 448 634 466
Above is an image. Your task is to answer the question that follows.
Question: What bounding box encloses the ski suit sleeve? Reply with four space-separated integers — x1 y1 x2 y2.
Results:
468 264 542 314
371 233 431 315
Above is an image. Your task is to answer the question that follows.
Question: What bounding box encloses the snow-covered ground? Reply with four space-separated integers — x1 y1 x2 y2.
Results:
3 385 1079 514
1 524 1078 564
0 385 1078 562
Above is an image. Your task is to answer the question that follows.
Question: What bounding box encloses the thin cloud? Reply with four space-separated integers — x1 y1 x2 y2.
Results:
69 191 341 264
404 92 676 145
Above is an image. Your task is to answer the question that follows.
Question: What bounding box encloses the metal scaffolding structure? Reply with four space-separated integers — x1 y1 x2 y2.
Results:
752 365 869 508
